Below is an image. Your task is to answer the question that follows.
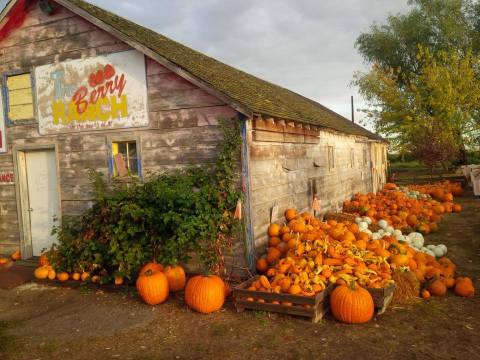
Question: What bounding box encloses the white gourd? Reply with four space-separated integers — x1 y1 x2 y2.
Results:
377 219 388 229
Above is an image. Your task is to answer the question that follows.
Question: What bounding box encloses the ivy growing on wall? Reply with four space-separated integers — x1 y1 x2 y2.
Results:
50 119 243 282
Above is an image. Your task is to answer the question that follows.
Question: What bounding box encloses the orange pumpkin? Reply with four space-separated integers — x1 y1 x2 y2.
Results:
428 279 447 296
56 272 69 282
267 223 280 237
136 268 169 305
256 258 268 273
10 250 21 261
454 277 474 297
185 275 225 313
330 283 374 324
164 265 186 292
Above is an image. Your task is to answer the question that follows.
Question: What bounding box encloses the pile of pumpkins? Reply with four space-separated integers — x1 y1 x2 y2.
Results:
342 182 462 235
254 204 475 324
33 256 229 314
0 249 22 267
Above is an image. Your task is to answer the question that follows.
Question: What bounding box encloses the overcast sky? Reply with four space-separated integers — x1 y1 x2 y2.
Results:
1 0 410 128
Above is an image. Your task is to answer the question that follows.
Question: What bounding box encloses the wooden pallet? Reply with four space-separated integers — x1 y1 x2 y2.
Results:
367 283 396 315
233 276 333 323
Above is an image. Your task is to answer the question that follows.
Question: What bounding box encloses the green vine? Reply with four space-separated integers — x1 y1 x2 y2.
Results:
50 119 242 282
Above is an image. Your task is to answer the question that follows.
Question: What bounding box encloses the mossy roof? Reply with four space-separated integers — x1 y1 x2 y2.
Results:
5 0 386 141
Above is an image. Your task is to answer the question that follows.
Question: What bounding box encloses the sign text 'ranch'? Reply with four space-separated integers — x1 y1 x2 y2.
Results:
35 50 148 134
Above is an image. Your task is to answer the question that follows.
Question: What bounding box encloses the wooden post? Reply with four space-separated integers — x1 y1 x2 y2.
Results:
240 116 256 272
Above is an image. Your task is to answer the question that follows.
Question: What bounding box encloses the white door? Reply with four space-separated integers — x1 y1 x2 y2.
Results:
25 150 60 256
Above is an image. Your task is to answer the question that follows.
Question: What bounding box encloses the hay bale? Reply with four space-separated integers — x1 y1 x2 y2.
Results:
391 271 420 304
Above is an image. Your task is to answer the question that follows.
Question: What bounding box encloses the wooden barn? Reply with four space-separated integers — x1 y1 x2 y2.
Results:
0 0 387 273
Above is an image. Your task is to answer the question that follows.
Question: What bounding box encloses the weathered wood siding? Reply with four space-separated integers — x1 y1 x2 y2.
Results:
0 1 245 271
250 127 386 252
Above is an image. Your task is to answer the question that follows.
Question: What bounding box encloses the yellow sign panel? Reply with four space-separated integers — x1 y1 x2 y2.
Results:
7 74 34 122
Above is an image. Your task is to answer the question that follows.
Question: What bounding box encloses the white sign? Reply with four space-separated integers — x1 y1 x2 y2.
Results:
35 50 148 134
0 94 6 153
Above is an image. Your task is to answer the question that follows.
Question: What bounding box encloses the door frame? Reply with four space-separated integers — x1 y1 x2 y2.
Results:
13 143 62 258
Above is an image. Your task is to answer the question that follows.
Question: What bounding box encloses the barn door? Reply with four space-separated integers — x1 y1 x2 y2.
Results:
18 149 60 257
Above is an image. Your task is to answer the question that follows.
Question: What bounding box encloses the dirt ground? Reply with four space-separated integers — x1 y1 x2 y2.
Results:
0 193 479 360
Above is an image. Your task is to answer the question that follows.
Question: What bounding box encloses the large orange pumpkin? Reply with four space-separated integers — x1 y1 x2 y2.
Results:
256 258 268 273
136 268 169 305
330 283 374 324
164 265 186 292
184 275 225 314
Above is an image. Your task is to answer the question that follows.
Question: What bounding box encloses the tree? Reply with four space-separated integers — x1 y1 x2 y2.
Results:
354 0 480 164
354 46 480 165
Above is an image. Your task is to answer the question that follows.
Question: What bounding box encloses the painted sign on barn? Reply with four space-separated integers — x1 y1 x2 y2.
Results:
0 172 14 185
35 50 148 135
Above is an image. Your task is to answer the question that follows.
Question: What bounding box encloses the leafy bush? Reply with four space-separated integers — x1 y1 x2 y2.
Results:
50 120 242 282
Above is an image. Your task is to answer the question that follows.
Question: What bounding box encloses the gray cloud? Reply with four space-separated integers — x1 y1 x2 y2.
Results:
1 0 410 128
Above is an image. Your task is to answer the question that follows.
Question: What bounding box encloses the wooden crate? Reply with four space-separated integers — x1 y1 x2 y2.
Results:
367 283 396 315
233 276 333 323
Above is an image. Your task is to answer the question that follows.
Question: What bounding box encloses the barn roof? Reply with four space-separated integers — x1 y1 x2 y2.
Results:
1 0 386 142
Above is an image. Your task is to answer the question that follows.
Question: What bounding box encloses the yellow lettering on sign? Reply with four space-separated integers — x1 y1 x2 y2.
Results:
110 95 128 118
51 96 130 124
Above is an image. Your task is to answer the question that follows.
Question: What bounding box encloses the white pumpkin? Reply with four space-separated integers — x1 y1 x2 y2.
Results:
363 217 372 225
377 219 388 229
377 229 385 236
386 226 395 234
437 244 447 255
383 232 392 238
358 221 368 231
433 246 444 258
426 244 436 251
361 229 372 236
371 233 381 240
355 217 363 224
408 232 424 249
393 229 403 237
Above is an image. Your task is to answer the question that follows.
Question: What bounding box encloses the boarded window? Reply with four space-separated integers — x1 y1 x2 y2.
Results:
328 146 335 170
112 141 139 177
350 149 355 168
363 149 369 166
4 73 35 122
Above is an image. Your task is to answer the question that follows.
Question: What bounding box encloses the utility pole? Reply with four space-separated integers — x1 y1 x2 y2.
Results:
351 95 355 123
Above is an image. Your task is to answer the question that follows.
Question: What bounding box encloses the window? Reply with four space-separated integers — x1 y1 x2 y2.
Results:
112 140 139 177
350 149 355 168
3 73 35 123
363 149 369 166
328 146 335 170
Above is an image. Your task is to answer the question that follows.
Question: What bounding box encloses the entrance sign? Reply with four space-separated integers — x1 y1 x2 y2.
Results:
35 50 148 134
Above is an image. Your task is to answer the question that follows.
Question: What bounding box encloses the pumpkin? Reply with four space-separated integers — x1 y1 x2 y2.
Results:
91 275 99 283
164 265 186 292
454 277 474 297
452 204 462 213
80 272 90 282
285 208 297 221
72 272 80 281
57 272 69 282
267 223 280 237
0 257 8 265
330 283 374 324
47 269 56 280
136 269 169 305
256 258 268 273
114 276 124 285
34 266 49 279
185 275 225 313
428 279 447 296
139 262 164 275
390 254 409 267
39 255 50 267
421 289 431 299
10 250 21 261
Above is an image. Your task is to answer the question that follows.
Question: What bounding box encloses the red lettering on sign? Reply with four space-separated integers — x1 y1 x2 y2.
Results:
71 64 127 114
